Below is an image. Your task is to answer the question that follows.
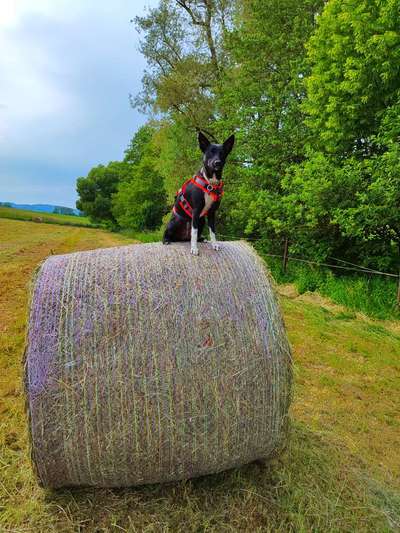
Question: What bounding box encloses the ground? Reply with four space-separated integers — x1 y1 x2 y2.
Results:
0 217 399 532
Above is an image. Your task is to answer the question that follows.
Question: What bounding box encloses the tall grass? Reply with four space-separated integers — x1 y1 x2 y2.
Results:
257 251 399 320
120 227 163 242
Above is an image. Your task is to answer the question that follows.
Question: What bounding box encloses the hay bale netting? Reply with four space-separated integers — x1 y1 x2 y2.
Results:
24 241 292 488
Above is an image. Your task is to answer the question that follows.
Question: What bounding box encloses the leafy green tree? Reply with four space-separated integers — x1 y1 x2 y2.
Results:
76 162 132 225
281 0 400 270
132 0 234 196
216 0 323 244
332 99 400 270
282 144 400 271
282 153 363 261
112 124 168 231
134 0 232 136
112 157 167 231
124 123 155 165
304 0 400 155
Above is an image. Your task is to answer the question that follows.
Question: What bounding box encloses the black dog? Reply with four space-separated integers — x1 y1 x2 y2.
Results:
163 132 235 255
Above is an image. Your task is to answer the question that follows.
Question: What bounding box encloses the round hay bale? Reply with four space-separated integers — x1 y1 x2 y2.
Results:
24 241 292 488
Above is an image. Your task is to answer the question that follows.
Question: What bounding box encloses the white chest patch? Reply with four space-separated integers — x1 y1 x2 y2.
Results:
200 192 214 217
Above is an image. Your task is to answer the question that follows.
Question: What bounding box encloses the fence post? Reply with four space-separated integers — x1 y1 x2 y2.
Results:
397 272 400 307
282 237 289 273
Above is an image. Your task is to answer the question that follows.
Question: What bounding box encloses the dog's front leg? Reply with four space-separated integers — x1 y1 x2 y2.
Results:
207 211 220 251
191 209 201 255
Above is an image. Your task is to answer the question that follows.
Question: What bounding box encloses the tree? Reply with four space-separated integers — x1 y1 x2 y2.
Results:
215 0 323 244
124 123 155 165
131 1 236 207
304 0 400 155
76 162 132 225
112 124 168 231
332 98 400 270
282 0 400 270
112 157 167 231
133 0 232 137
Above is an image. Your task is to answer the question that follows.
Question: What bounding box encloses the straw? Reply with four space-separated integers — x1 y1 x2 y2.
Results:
24 241 292 488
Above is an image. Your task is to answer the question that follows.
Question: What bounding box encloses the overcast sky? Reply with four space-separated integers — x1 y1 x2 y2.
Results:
0 0 156 208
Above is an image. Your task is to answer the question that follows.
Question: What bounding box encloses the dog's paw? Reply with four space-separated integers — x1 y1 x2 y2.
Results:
190 246 199 256
212 242 221 251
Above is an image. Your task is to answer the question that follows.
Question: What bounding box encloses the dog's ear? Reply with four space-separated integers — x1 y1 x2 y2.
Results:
198 131 211 153
223 134 235 155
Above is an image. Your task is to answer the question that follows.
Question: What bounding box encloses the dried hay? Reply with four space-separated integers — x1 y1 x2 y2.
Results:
24 241 292 488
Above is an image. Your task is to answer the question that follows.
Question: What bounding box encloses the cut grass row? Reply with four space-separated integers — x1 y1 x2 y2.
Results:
0 218 399 531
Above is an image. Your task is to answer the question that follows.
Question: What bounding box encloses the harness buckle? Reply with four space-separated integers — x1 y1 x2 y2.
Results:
206 184 214 192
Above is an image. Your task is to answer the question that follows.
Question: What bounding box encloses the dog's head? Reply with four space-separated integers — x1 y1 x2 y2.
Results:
198 132 235 181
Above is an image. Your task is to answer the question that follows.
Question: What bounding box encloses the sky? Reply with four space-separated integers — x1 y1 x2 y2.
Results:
0 0 156 208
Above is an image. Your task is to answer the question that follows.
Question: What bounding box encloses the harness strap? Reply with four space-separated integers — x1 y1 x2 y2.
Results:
172 174 224 219
178 194 193 218
191 175 224 202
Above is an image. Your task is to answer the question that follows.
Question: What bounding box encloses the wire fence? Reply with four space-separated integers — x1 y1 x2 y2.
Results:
217 232 400 282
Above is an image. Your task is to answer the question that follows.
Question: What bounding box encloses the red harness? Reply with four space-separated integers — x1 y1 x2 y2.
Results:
172 175 224 219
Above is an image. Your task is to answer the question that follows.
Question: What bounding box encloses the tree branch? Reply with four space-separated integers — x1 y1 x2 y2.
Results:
203 0 219 73
176 0 204 26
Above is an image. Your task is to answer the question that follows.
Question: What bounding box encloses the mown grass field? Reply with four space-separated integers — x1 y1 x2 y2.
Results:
0 206 94 227
0 217 399 532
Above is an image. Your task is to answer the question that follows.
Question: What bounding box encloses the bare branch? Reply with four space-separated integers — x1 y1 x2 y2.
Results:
176 0 204 26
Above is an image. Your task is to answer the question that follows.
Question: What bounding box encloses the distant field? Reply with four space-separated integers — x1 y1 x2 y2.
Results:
0 218 399 532
0 206 94 227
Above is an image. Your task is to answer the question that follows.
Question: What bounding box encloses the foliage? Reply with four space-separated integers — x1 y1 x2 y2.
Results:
112 125 168 231
133 0 232 134
123 123 155 165
76 0 400 276
76 162 132 226
280 1 400 271
262 253 399 320
112 157 167 231
304 0 400 155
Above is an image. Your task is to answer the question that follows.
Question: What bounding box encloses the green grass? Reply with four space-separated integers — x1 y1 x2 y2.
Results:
120 226 164 243
1 218 399 532
259 253 399 320
0 206 95 227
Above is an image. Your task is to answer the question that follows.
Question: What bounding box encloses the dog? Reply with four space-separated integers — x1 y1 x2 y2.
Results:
163 131 235 255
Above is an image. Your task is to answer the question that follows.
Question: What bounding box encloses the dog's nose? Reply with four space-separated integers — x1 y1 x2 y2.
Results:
214 160 222 169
